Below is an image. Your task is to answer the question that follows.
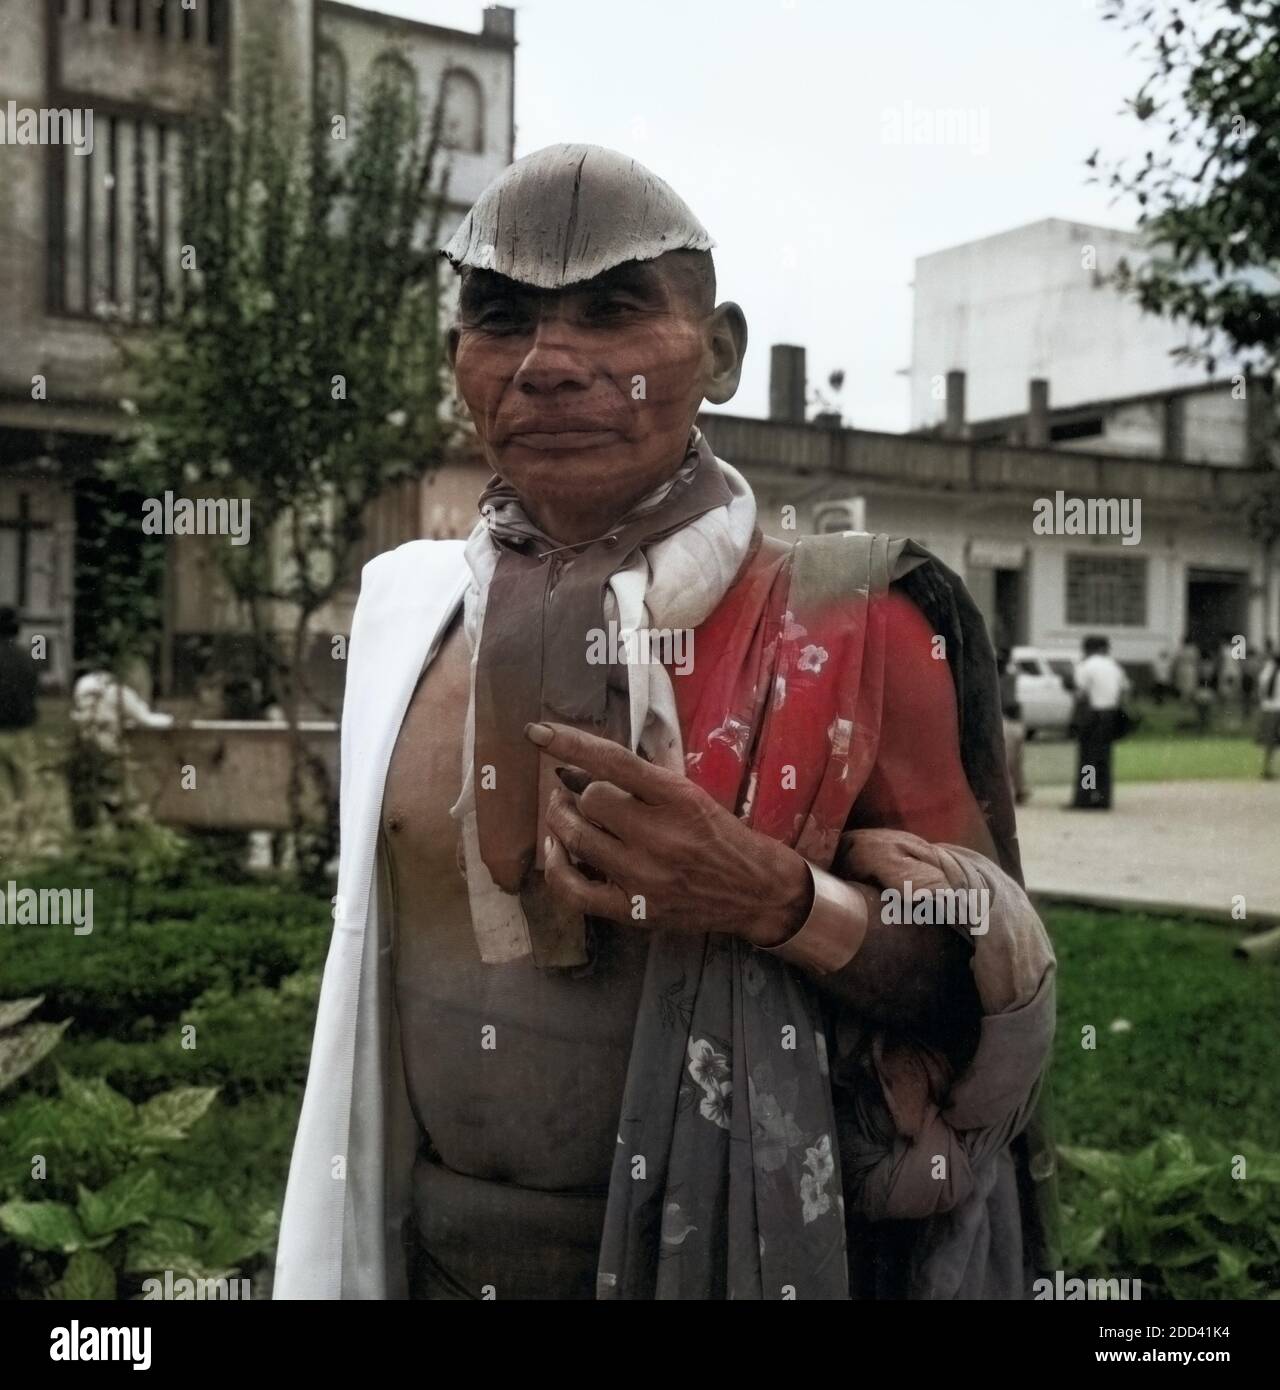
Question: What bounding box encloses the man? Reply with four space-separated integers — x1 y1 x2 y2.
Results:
1070 634 1129 811
1151 647 1173 706
66 668 173 829
0 606 38 730
1258 642 1280 780
997 646 1029 806
276 145 1056 1301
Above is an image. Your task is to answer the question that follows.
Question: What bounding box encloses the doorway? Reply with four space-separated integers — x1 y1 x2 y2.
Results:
1185 567 1249 651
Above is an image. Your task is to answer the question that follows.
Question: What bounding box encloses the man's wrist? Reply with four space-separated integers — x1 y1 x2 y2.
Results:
756 861 878 974
742 846 814 947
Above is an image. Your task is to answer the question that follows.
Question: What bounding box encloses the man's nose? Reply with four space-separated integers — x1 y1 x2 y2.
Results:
512 319 593 395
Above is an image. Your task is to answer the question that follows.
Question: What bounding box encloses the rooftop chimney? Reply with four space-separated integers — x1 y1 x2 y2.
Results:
1027 378 1050 447
483 6 517 42
943 369 966 439
769 344 807 424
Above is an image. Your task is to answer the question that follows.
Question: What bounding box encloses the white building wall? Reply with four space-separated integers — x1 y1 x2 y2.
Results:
909 219 1240 429
832 487 1263 664
1184 388 1250 466
317 5 514 235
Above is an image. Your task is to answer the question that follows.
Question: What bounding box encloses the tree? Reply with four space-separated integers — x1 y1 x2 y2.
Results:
107 39 456 875
1091 0 1280 636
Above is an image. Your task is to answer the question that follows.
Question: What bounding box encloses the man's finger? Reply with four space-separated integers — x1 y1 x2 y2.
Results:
545 786 629 879
577 778 642 837
543 834 632 922
525 722 678 805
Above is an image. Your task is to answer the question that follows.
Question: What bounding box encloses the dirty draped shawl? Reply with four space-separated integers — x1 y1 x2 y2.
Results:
452 434 1058 1299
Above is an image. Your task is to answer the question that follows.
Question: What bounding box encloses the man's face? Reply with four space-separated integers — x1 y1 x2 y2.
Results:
448 255 734 538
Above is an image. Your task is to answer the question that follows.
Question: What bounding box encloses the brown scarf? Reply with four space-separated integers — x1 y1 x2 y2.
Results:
471 431 732 900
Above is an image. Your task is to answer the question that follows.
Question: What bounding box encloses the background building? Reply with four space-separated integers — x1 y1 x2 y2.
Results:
0 0 515 691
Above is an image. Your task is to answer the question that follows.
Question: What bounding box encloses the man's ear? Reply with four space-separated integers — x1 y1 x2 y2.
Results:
446 324 461 370
702 301 747 406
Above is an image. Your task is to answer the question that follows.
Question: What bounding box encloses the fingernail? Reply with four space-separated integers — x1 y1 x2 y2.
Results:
555 765 592 794
544 835 554 857
525 722 553 746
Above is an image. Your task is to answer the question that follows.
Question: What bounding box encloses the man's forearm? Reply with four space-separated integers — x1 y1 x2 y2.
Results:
759 858 982 1050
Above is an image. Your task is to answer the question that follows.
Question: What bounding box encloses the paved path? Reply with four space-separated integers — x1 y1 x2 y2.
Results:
1016 780 1280 922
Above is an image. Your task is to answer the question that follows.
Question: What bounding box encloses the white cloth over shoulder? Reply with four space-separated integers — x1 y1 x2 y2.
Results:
274 540 470 1300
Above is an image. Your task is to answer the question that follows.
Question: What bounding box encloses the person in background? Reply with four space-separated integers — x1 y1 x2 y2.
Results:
1194 648 1217 734
1151 647 1173 705
1070 634 1130 811
997 646 1029 805
67 668 174 829
1173 635 1200 705
0 606 38 730
1216 635 1243 729
1258 642 1280 781
1242 642 1263 718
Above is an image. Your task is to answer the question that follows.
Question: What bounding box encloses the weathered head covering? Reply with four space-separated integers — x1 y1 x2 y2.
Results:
441 143 715 289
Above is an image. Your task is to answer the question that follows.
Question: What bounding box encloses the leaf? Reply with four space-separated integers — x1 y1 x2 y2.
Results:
47 1249 117 1301
1148 1160 1215 1202
1057 1145 1133 1188
203 1205 279 1268
0 1199 92 1254
0 1020 70 1091
136 1086 218 1143
1064 1223 1110 1264
1155 1132 1197 1165
77 1169 162 1238
124 1217 202 1274
0 996 45 1031
56 1068 135 1129
1216 1246 1253 1282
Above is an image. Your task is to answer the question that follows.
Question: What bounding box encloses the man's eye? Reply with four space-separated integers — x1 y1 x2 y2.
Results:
474 306 528 331
584 296 637 322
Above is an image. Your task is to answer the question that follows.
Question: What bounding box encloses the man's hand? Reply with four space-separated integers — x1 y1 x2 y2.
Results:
525 721 812 946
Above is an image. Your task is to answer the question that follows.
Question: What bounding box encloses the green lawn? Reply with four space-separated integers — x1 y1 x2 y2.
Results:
1027 732 1263 784
1044 904 1280 1152
1116 735 1263 782
1 862 1276 1298
1042 903 1280 1298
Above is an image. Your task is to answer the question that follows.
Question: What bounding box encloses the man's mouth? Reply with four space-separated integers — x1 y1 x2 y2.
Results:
505 427 623 451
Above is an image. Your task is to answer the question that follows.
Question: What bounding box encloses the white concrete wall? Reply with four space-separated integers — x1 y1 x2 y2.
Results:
909 218 1240 430
1184 387 1250 466
317 4 514 235
809 484 1267 664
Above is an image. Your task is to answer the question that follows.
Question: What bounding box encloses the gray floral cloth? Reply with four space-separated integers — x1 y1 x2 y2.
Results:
595 533 1057 1299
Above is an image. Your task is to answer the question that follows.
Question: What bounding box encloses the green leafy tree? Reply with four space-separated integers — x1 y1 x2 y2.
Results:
110 41 455 869
1092 0 1280 634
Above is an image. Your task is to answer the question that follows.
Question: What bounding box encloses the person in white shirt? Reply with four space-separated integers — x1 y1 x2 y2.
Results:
1258 644 1280 780
67 670 174 829
1070 635 1130 810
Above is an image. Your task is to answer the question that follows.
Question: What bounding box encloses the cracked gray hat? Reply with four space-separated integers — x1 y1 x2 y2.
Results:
441 143 715 289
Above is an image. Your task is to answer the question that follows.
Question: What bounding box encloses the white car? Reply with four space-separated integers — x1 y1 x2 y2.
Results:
1008 646 1076 736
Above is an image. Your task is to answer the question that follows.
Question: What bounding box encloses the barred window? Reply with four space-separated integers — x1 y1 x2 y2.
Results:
1065 554 1147 627
54 113 183 321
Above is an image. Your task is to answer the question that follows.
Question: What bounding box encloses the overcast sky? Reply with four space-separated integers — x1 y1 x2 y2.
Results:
350 0 1154 431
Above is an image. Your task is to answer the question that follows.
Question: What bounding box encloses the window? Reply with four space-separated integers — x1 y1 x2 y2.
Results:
54 113 181 321
441 68 484 153
317 42 348 119
1065 554 1147 627
1051 416 1104 442
370 52 418 118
